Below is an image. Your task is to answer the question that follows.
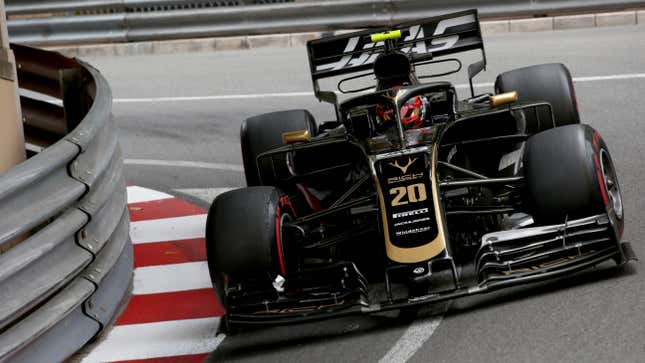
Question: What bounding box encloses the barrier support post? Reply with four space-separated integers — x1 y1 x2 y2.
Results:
0 0 25 174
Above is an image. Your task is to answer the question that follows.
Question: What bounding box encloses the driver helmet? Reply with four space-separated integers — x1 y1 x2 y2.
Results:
400 96 429 129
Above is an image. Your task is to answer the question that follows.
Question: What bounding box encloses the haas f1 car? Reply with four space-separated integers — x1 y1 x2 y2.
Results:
206 10 635 331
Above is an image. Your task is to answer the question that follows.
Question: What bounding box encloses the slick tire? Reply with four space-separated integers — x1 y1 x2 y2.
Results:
206 186 294 276
241 109 317 186
523 125 624 234
206 187 296 333
495 63 579 133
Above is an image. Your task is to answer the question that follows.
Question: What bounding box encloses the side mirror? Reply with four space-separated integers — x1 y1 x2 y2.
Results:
467 60 486 97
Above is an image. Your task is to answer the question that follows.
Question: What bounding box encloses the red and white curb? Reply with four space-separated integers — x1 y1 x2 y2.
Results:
80 186 225 363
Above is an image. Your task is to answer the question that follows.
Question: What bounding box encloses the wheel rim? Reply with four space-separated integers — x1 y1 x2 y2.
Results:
600 149 623 220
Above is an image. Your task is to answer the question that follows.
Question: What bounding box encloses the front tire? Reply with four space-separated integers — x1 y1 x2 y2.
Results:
205 186 291 275
523 124 624 237
206 186 296 333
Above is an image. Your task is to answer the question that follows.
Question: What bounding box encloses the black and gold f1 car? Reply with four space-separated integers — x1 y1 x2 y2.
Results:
205 9 635 331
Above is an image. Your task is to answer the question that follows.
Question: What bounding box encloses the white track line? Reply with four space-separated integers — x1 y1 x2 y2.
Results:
111 73 645 103
133 261 212 295
379 316 444 363
379 304 449 363
130 214 207 244
80 317 224 363
126 186 175 204
574 73 645 82
125 158 244 172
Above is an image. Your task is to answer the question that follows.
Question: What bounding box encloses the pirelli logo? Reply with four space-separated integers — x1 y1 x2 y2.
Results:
392 208 429 219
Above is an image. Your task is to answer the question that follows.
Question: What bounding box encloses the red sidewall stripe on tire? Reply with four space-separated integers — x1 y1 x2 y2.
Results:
275 205 287 276
594 153 610 206
275 196 297 276
592 132 609 206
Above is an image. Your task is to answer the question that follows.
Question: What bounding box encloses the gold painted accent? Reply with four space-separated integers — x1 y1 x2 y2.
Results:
378 146 447 263
501 254 586 276
282 130 310 144
388 157 417 175
490 91 518 107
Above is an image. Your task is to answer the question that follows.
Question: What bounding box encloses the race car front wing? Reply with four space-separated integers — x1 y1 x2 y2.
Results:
226 213 636 327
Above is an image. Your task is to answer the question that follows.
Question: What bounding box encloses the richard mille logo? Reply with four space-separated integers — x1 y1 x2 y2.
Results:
389 157 417 175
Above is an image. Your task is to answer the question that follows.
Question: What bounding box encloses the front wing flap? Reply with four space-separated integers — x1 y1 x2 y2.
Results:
225 214 634 327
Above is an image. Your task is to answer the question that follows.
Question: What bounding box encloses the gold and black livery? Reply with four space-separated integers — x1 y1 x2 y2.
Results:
376 152 443 262
204 9 635 332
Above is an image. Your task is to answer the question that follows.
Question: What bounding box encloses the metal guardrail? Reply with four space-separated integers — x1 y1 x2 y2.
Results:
5 0 645 45
0 44 130 363
5 0 294 15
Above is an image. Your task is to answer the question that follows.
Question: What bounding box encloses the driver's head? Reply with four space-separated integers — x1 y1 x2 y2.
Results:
400 96 429 129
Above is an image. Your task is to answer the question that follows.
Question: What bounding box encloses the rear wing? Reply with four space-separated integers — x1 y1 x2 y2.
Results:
306 9 486 102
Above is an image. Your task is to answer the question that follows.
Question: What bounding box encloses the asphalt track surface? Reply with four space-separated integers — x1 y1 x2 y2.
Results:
83 25 644 362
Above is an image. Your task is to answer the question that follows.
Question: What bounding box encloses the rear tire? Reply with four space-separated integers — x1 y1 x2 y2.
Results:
495 63 579 133
523 124 623 234
241 110 317 186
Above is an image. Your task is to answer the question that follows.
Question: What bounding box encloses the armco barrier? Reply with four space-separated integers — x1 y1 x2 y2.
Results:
0 44 130 363
5 0 294 15
5 0 645 45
